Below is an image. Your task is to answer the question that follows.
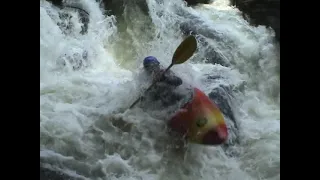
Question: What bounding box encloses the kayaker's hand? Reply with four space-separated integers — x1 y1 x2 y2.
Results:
154 69 182 86
152 71 165 83
140 95 146 101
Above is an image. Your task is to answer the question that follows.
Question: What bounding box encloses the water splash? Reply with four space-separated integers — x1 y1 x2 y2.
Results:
40 0 280 179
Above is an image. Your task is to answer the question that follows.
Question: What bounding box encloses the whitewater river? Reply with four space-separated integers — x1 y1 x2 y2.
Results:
40 0 280 179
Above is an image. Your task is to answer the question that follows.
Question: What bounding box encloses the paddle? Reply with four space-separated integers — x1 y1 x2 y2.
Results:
129 35 197 109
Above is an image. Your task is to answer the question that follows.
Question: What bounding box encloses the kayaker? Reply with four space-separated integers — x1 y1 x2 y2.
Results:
141 56 184 107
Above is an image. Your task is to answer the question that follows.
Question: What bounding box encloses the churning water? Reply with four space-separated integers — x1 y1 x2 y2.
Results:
40 0 280 179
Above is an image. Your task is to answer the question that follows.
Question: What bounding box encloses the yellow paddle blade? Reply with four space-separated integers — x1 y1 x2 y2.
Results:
172 35 197 65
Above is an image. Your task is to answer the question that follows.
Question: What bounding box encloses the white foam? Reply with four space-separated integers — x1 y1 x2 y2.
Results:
40 0 280 179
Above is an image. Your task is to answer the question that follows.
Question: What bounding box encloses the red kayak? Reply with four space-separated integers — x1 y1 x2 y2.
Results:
168 87 228 145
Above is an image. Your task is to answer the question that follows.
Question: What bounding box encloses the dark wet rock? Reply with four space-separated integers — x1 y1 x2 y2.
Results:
195 35 230 66
179 25 231 66
57 12 74 35
230 0 280 43
175 8 235 66
176 9 221 39
45 0 89 35
57 11 88 35
57 51 89 71
179 17 236 49
45 0 62 7
209 85 236 126
44 0 90 70
184 0 212 6
60 5 89 35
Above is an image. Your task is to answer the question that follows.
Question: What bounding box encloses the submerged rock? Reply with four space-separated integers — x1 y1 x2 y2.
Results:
209 85 240 144
100 0 149 17
40 166 83 180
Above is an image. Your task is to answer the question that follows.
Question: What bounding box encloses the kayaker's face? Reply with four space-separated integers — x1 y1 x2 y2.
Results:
145 62 160 74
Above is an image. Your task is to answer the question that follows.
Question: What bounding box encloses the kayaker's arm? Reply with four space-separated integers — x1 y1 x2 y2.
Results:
162 73 182 86
155 70 182 86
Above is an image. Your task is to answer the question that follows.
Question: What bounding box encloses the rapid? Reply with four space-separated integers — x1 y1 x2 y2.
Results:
40 0 280 179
